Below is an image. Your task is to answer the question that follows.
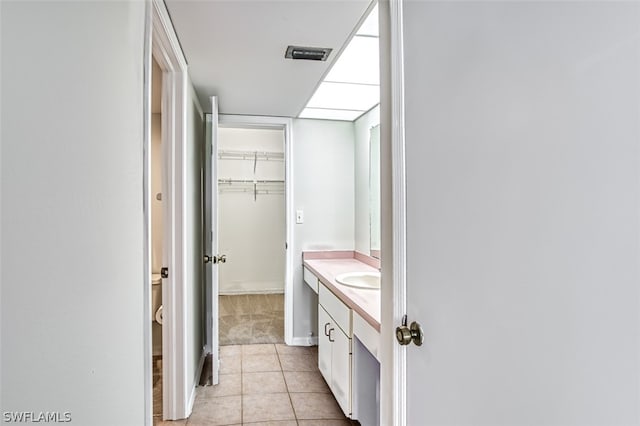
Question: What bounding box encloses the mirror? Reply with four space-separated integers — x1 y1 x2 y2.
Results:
369 125 381 258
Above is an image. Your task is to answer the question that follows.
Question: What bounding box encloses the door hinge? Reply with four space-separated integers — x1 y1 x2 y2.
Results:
161 267 169 279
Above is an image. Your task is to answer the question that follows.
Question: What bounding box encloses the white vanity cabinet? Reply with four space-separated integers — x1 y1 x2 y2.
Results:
318 284 352 417
304 260 381 422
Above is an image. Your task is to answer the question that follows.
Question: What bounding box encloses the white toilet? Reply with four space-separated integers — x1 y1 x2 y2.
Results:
152 273 163 356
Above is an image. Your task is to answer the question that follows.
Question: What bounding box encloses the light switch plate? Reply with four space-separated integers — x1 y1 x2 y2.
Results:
296 210 304 224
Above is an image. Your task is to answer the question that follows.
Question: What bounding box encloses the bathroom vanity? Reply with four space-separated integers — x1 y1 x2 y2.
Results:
302 251 381 424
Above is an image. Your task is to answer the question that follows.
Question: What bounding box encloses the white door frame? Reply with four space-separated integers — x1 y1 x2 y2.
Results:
144 0 190 422
216 114 295 345
380 0 407 425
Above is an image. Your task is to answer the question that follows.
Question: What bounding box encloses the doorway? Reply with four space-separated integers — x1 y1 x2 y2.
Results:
150 55 165 423
202 114 295 386
217 126 286 345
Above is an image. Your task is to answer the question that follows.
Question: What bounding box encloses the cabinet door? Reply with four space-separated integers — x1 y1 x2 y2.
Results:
331 326 351 417
318 305 332 384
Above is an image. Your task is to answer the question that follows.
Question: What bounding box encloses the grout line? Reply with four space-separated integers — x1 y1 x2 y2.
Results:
276 344 299 422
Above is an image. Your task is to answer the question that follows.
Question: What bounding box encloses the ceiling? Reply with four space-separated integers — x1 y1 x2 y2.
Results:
164 0 372 116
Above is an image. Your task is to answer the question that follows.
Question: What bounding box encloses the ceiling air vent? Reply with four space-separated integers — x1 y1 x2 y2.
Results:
285 46 332 61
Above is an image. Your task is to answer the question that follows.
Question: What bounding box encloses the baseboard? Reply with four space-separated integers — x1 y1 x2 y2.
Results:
290 336 318 346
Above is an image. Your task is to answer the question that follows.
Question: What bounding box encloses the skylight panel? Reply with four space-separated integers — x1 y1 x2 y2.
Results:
307 82 379 112
324 36 379 85
299 108 365 121
298 2 379 121
356 4 378 37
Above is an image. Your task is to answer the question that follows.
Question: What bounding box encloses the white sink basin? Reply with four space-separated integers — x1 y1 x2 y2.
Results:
335 271 381 289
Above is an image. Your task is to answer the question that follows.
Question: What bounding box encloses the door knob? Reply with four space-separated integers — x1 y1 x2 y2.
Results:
204 254 226 264
395 315 424 346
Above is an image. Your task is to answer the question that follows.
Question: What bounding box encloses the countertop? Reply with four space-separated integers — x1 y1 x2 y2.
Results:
303 256 381 332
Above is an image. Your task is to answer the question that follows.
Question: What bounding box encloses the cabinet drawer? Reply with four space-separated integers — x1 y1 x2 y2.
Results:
319 284 351 335
303 266 319 294
353 312 380 362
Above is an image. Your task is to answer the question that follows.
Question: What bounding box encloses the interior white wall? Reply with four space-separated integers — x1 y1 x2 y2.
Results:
0 1 146 424
354 105 380 255
291 119 355 341
185 85 205 399
401 2 640 425
217 127 285 294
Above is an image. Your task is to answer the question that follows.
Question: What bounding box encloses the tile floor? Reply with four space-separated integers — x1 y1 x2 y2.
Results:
153 356 163 422
219 294 284 345
155 344 356 426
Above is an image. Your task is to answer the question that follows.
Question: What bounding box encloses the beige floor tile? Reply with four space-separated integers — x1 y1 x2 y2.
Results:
290 392 346 420
242 353 282 373
283 371 330 393
220 345 242 357
243 371 287 394
243 421 297 426
242 344 276 356
154 419 187 426
220 352 242 374
188 395 241 425
275 344 318 356
278 353 318 372
297 421 353 426
197 374 241 398
242 393 295 423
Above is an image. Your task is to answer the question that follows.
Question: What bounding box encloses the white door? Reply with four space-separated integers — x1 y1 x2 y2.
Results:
204 96 220 385
398 2 640 425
